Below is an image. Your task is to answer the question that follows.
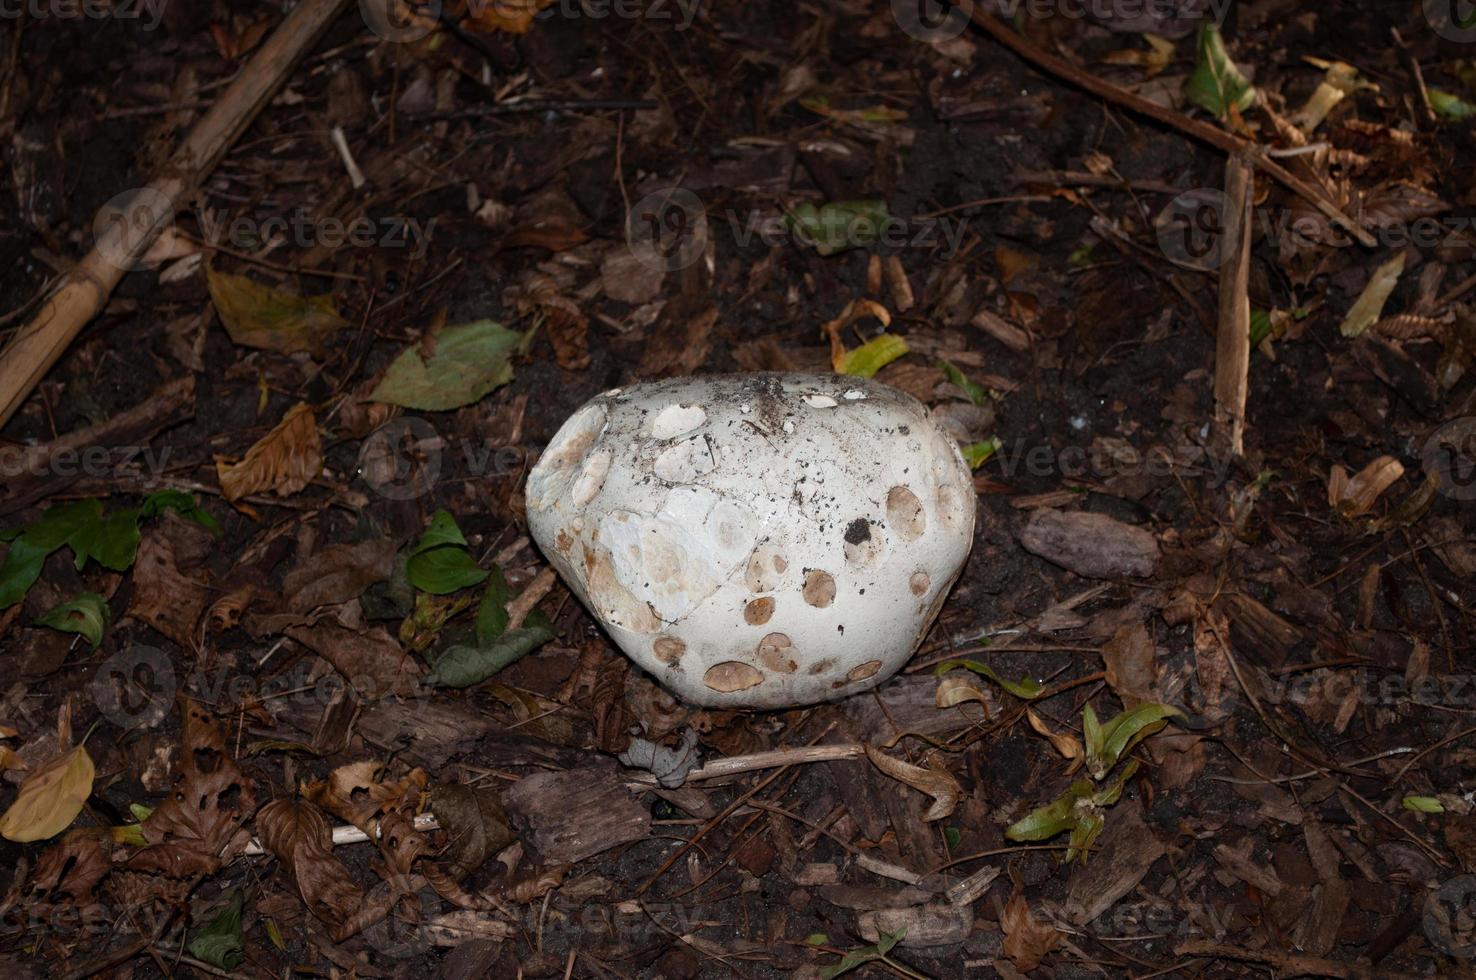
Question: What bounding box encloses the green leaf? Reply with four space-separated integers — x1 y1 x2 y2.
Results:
475 566 516 647
139 490 220 534
805 933 830 946
818 928 906 980
36 593 110 648
425 625 556 688
369 320 524 411
784 200 890 256
934 658 1044 700
187 891 245 970
1067 810 1106 864
940 360 988 406
406 510 489 595
962 438 1001 470
1082 703 1104 763
1249 308 1273 346
1186 24 1257 119
1090 704 1181 779
1404 795 1445 813
68 508 142 572
0 494 213 609
840 334 909 378
1431 89 1476 120
0 501 104 609
1005 779 1093 842
944 826 962 850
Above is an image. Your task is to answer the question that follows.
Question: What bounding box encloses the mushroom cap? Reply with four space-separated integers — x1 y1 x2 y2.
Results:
525 373 976 708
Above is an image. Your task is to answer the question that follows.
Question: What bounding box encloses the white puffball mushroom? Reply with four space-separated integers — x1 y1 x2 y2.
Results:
525 373 976 708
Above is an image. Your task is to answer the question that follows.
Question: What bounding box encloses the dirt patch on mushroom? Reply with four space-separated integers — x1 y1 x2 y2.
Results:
704 661 764 692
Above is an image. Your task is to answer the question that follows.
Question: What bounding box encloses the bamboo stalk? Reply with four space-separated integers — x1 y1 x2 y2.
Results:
0 0 353 429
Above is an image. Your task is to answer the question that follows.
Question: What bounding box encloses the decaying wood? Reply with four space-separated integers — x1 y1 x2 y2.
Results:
503 757 651 865
0 0 352 429
1018 509 1161 579
0 375 195 512
1213 154 1254 459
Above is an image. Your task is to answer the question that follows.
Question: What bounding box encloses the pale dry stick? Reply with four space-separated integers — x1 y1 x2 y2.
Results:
506 566 558 630
1212 154 1255 458
0 0 353 429
967 9 1377 249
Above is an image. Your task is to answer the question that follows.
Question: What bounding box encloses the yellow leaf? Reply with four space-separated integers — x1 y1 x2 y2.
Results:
1340 253 1406 338
0 745 94 843
207 267 349 354
463 0 556 34
1026 708 1084 772
840 334 909 379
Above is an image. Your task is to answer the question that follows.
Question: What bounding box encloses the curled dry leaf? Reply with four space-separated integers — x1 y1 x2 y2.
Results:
462 0 556 34
303 761 427 837
1001 876 1063 972
27 830 112 907
935 675 992 714
216 403 322 501
863 745 962 822
506 865 569 904
428 782 517 879
1026 709 1083 772
256 798 363 927
205 586 256 635
129 698 256 878
1328 456 1405 516
0 746 94 843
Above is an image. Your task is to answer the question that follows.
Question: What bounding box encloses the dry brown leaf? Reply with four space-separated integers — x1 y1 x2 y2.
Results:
283 539 396 613
286 622 423 698
1001 875 1063 971
205 586 256 635
216 402 322 501
26 830 112 907
863 745 962 822
1026 708 1083 772
506 865 568 904
935 675 993 713
1101 622 1159 708
1328 456 1405 516
302 761 427 837
129 698 256 877
127 531 208 648
257 798 363 927
1192 609 1233 721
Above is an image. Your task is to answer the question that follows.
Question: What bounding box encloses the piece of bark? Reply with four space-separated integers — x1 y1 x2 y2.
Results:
858 903 974 949
356 698 499 768
1221 592 1302 668
502 757 651 865
1018 510 1160 579
1063 799 1165 925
